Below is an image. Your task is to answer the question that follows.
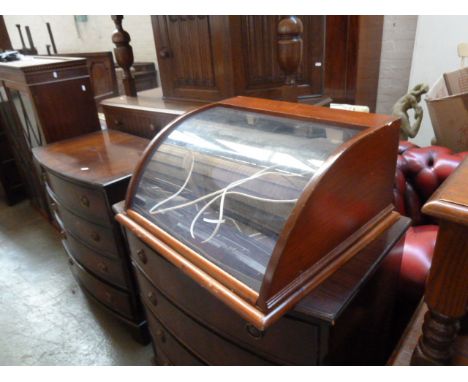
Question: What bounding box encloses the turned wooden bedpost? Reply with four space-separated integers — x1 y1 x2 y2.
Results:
411 161 468 365
111 15 137 97
277 16 303 102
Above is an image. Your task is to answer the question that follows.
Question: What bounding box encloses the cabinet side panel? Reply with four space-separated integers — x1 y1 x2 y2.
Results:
354 16 384 112
262 121 400 298
31 77 100 143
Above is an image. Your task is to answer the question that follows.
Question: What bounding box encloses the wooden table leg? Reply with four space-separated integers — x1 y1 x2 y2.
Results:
411 221 468 365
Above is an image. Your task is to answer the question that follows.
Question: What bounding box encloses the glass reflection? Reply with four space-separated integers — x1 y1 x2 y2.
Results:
133 106 359 291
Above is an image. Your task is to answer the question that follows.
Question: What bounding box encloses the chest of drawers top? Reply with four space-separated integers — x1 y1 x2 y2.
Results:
33 130 149 187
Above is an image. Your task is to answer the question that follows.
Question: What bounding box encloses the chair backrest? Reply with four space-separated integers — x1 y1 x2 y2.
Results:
458 42 468 67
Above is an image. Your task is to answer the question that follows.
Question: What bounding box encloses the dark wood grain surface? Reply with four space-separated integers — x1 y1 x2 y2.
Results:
121 209 409 364
151 16 383 110
33 130 149 186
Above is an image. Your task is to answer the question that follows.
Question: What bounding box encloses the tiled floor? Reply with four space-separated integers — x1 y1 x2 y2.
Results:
0 198 153 365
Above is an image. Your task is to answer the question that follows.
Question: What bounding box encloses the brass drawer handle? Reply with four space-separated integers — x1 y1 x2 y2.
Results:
97 262 108 273
137 249 147 264
156 328 166 343
91 232 100 242
148 291 158 306
80 195 90 208
245 323 263 339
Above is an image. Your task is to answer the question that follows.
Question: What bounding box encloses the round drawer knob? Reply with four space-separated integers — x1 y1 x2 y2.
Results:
50 202 57 211
104 292 113 303
114 119 123 126
156 328 166 343
245 323 263 339
148 291 158 306
149 123 155 131
159 47 171 59
41 172 48 182
91 232 100 242
80 195 90 208
137 249 147 264
60 230 67 240
97 262 108 273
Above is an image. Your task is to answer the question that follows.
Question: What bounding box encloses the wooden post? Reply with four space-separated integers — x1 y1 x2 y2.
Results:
411 161 468 365
277 16 303 102
111 15 137 97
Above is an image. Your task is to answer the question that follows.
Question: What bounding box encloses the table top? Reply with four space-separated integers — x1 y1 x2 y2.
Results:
33 130 149 187
0 55 86 70
100 87 202 115
423 158 468 226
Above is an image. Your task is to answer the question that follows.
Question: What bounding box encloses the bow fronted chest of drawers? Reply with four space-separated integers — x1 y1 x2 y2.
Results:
32 130 150 343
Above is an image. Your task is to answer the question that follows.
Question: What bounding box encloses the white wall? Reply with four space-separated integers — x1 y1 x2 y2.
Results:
3 15 157 65
408 16 468 146
376 16 418 114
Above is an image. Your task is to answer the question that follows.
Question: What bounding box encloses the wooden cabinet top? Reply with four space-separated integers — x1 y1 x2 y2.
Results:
116 96 401 329
423 158 468 226
0 55 91 87
101 87 201 115
0 55 84 70
32 130 149 187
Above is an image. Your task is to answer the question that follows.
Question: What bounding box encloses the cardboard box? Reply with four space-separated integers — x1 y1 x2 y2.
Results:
426 67 468 152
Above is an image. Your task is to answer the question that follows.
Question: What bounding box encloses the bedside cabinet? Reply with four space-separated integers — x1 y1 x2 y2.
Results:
33 130 150 344
0 56 101 217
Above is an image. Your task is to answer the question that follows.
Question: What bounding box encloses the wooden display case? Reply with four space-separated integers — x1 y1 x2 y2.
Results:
116 97 402 330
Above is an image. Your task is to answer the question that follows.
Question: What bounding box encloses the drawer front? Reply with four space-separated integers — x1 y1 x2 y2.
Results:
127 232 318 365
26 65 89 85
69 256 135 319
63 232 128 290
146 312 204 366
138 274 273 366
45 172 111 226
54 199 120 256
104 106 177 140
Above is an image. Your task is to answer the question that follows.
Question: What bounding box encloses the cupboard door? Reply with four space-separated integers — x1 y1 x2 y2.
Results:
152 16 232 102
234 16 325 99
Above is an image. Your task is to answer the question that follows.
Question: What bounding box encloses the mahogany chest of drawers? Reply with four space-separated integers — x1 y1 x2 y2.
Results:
32 130 150 343
119 209 409 365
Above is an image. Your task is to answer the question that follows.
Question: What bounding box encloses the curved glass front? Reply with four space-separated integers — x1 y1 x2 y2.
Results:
131 106 359 291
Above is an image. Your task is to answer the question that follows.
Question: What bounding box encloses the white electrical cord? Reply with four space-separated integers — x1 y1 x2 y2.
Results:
149 161 307 243
148 152 195 214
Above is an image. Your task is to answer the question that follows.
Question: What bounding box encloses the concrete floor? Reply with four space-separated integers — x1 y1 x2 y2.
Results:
0 198 153 365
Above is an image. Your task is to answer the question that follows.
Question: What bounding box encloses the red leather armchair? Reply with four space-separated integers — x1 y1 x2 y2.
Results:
394 141 468 301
